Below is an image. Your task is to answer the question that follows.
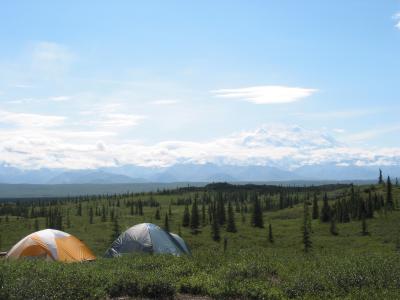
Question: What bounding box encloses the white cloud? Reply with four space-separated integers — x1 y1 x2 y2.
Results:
0 109 66 128
77 103 146 129
291 109 378 120
32 42 72 63
80 103 123 116
49 96 70 102
92 113 146 128
394 13 400 29
0 128 117 169
151 99 180 105
6 98 34 104
332 128 345 134
31 41 74 75
212 85 317 104
343 125 400 142
13 84 34 89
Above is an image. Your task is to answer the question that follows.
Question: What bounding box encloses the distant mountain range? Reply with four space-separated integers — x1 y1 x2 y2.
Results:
0 162 398 184
1 125 399 184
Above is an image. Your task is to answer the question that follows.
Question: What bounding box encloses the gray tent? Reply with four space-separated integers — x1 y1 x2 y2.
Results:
105 223 191 257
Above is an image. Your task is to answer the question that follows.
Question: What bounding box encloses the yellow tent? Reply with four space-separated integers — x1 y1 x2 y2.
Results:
6 229 96 262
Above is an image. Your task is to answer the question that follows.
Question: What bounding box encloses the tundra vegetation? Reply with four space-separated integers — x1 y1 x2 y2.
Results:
0 179 399 299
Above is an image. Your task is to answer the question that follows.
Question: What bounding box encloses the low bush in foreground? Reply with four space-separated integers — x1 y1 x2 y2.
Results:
1 249 399 299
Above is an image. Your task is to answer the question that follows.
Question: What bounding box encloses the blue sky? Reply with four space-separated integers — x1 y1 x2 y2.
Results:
0 1 400 169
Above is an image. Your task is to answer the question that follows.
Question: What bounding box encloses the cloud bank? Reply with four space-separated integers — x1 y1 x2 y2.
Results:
1 124 399 170
212 85 317 104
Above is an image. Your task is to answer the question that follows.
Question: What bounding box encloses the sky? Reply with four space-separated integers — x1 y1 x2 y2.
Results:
0 1 400 170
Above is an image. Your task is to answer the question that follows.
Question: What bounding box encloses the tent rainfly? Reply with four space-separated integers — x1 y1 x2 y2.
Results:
6 229 96 262
105 223 191 257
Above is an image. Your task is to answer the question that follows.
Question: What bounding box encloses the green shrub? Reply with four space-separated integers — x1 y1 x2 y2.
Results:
106 275 140 297
140 278 176 298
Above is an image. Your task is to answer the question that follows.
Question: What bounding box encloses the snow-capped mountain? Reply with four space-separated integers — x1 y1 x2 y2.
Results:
0 124 399 183
228 125 341 149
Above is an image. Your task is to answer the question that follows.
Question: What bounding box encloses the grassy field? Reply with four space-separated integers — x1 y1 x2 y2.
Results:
0 183 399 299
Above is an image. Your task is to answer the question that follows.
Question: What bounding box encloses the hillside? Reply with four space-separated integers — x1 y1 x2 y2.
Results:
0 182 399 299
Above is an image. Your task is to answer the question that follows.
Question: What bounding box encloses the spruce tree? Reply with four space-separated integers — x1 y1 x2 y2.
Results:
386 176 394 210
182 204 190 227
178 225 182 236
268 223 274 243
330 216 338 236
361 213 368 236
279 192 284 209
251 194 264 228
34 218 40 231
101 205 107 222
366 192 374 218
66 212 71 228
350 185 357 219
226 201 237 233
216 195 226 225
373 193 381 211
138 200 144 216
168 202 172 216
111 218 121 242
155 208 161 220
312 194 319 220
110 208 115 222
320 193 331 223
357 198 366 221
211 211 220 241
201 201 206 226
30 206 35 218
190 200 200 233
89 207 94 224
207 204 212 224
342 200 351 223
164 213 170 232
56 214 63 231
302 201 312 253
130 203 134 216
76 203 82 216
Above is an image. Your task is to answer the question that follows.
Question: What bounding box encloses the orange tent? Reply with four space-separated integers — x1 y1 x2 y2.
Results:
6 229 96 262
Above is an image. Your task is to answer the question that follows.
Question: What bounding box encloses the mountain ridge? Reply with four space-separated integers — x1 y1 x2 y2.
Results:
0 162 398 184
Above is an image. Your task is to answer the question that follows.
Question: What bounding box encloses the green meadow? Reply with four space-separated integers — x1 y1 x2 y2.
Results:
0 182 399 299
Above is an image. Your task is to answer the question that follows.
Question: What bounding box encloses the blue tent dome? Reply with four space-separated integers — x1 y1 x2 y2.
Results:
105 223 191 257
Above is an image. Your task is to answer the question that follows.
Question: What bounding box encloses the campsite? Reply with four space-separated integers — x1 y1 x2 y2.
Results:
1 1 400 299
0 181 400 299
